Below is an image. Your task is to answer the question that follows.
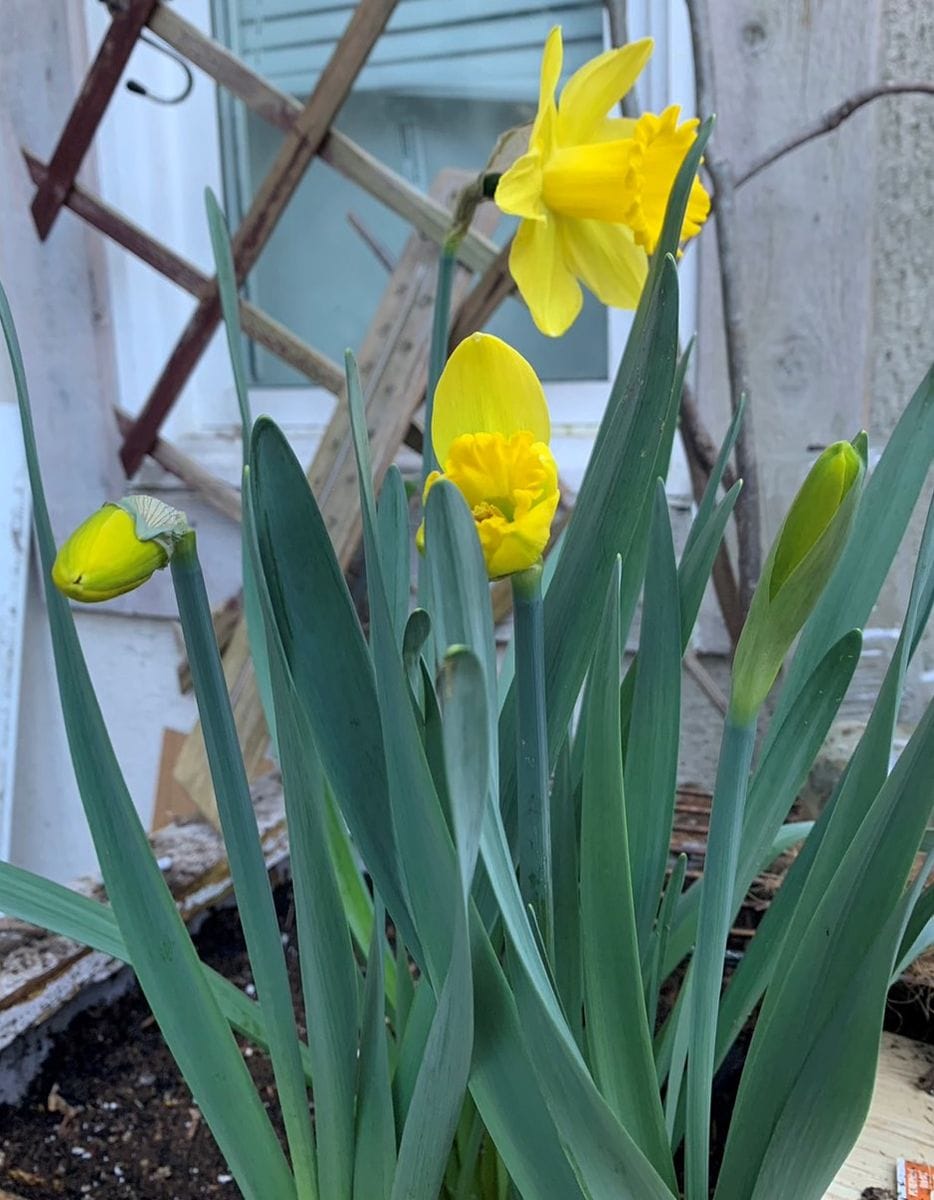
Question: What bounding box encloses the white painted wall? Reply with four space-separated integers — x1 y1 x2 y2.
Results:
11 574 199 883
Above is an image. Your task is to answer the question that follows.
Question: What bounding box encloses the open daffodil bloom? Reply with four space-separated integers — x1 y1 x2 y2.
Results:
419 333 559 578
495 26 711 336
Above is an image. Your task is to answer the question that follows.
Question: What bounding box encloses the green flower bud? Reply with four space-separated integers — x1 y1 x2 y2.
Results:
52 495 189 603
731 436 866 723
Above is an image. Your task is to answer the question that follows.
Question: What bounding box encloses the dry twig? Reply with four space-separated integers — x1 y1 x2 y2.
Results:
735 82 934 188
686 0 762 614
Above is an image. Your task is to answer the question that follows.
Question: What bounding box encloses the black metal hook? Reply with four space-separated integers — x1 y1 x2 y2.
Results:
125 31 194 106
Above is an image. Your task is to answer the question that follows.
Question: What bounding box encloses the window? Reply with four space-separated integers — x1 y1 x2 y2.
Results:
214 0 611 385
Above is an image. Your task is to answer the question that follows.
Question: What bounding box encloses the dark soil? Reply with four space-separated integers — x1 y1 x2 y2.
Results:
0 880 930 1200
0 889 301 1199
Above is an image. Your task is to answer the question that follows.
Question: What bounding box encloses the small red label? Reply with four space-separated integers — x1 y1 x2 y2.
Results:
899 1159 934 1199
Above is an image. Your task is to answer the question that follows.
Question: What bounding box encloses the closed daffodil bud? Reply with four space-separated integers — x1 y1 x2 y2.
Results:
52 495 190 603
731 436 866 723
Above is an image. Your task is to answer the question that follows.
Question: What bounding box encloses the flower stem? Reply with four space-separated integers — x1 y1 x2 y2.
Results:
421 235 459 487
685 709 756 1200
512 562 554 961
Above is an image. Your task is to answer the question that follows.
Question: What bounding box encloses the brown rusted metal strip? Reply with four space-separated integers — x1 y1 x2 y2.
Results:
30 0 159 240
119 0 399 476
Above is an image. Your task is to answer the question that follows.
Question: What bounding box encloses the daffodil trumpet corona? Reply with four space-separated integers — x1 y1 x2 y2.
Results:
495 25 711 336
52 495 190 603
418 331 560 579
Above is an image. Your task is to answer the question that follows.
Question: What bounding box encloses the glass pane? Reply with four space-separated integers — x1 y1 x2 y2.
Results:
216 1 608 385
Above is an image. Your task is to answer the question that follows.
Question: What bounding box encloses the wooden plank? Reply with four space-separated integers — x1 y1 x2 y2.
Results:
23 148 345 396
120 0 400 476
174 169 498 823
0 404 30 861
146 3 499 274
824 1033 934 1198
30 0 158 239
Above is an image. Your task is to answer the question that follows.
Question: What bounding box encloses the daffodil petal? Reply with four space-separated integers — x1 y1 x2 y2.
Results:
682 173 712 244
508 215 583 338
431 333 550 464
630 106 708 252
591 115 638 144
557 38 653 146
560 218 648 310
495 151 545 220
542 139 640 223
481 485 559 578
51 504 168 603
530 26 563 155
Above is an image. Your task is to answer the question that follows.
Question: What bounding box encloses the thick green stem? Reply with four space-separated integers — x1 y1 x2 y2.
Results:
685 709 756 1200
512 562 554 960
171 533 318 1200
421 236 460 486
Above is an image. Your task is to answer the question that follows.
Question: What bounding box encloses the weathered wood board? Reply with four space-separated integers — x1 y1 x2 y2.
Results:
824 1032 934 1198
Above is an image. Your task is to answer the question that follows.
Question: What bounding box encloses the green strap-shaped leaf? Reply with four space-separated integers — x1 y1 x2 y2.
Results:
204 189 278 756
355 899 396 1200
625 483 683 953
249 418 419 963
377 465 412 649
171 535 318 1198
390 650 487 1200
0 860 315 1082
580 559 676 1187
716 696 934 1200
706 490 934 1092
680 394 745 564
644 853 687 1038
892 848 934 979
618 339 691 650
0 279 296 1200
550 736 584 1052
345 353 477 1200
250 417 579 1200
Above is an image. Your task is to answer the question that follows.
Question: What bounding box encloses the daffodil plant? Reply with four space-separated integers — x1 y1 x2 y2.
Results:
3 25 934 1200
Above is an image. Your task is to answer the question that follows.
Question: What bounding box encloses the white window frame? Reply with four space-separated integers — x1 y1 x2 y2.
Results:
84 0 698 498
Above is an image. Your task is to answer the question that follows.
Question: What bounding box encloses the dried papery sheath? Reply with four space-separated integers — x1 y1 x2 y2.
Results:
114 494 191 554
52 495 190 603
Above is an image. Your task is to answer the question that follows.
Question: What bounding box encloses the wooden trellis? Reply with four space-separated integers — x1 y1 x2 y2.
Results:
25 0 516 819
25 0 504 475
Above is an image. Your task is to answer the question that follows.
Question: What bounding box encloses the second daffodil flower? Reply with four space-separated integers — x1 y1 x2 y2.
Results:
495 26 711 336
418 333 559 579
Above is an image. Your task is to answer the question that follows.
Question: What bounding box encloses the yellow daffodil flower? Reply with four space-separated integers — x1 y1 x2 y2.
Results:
419 333 559 578
495 26 711 336
52 496 189 602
